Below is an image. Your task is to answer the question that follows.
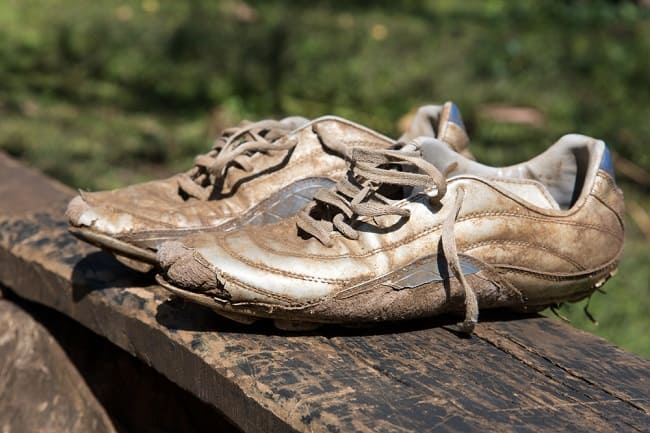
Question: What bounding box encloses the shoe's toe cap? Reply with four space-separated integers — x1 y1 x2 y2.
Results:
159 227 340 306
65 194 136 235
158 241 219 293
65 195 93 227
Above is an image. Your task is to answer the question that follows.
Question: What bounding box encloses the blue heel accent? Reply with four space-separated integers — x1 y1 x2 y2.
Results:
599 144 616 181
448 103 466 130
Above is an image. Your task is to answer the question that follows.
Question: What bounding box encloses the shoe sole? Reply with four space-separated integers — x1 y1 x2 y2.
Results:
69 227 158 269
155 274 324 331
156 268 618 331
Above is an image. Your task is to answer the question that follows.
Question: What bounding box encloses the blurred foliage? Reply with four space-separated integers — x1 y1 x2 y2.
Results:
0 0 648 356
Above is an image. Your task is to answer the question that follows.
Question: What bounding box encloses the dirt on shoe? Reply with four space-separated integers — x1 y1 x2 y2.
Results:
66 102 471 268
156 134 624 332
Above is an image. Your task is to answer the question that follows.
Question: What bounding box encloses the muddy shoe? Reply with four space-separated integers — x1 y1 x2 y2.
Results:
66 102 470 270
156 134 624 332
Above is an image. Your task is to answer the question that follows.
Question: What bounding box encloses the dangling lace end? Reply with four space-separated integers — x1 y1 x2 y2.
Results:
456 318 477 334
550 304 571 323
458 289 479 334
439 185 479 335
583 296 599 325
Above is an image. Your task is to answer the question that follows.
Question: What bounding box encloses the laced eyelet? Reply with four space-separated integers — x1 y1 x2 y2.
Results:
177 120 299 200
297 146 448 247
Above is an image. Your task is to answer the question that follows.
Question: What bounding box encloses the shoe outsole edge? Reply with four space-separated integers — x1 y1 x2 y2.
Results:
69 227 158 265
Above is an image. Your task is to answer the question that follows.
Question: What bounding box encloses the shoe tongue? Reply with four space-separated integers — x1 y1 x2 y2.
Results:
400 102 470 156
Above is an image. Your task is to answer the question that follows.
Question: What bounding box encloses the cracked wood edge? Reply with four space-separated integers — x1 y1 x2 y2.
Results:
473 324 649 432
475 321 649 412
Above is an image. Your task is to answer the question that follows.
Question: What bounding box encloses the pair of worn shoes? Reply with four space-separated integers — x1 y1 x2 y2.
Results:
66 103 624 332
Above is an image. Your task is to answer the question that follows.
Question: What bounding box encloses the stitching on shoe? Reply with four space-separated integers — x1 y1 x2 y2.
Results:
590 192 625 230
591 172 624 222
338 139 392 147
460 239 586 270
249 176 622 258
120 178 332 238
223 273 332 306
202 257 619 310
496 260 619 281
193 249 343 304
92 152 343 234
95 207 179 230
219 236 353 283
250 208 622 259
458 211 622 237
482 177 558 208
596 170 618 191
212 268 304 304
200 256 620 309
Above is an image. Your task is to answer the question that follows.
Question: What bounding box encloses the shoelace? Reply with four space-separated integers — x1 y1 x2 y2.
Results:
178 119 298 200
296 145 479 332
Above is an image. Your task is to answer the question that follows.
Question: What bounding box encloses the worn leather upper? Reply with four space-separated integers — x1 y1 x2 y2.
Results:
66 117 397 247
159 134 624 323
66 102 471 252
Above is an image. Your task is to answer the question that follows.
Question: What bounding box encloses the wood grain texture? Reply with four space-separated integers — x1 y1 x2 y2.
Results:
0 153 648 433
0 299 117 433
1 293 242 433
0 152 72 216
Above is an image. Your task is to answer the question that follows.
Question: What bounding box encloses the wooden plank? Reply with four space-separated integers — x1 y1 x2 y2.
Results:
0 153 648 432
0 152 72 216
473 320 649 431
0 299 117 433
476 319 649 410
1 294 241 433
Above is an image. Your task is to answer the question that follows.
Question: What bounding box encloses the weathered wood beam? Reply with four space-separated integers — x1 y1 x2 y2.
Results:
1 152 648 432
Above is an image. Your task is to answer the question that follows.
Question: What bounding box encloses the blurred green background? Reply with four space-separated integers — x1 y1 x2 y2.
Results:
0 0 648 356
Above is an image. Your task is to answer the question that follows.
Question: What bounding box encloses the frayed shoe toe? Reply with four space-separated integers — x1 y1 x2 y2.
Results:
158 242 218 293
